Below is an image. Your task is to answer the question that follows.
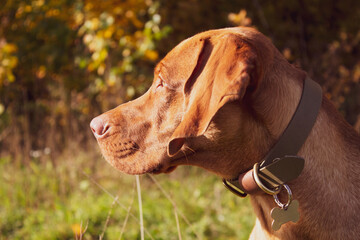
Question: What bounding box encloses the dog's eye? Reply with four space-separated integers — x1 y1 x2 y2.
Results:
156 79 164 89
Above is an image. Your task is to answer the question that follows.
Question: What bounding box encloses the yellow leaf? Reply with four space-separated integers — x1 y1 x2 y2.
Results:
9 57 18 68
0 103 4 115
71 223 82 236
3 44 18 53
91 18 100 30
84 2 94 11
104 28 114 39
83 34 94 44
87 62 95 72
45 9 60 17
82 107 89 114
24 5 32 13
74 12 84 25
36 66 46 79
7 72 15 82
34 0 44 8
97 64 105 75
1 59 10 67
144 50 158 61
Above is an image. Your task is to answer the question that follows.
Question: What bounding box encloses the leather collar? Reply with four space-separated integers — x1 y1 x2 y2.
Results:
223 76 323 197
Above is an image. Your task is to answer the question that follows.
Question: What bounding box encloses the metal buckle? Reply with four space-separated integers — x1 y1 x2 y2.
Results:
253 162 281 195
222 179 248 198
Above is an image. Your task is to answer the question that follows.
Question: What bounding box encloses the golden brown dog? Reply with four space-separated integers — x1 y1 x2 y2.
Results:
90 27 360 239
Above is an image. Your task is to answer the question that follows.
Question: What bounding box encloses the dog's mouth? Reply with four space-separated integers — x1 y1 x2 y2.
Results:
146 149 196 174
148 165 178 174
97 135 197 175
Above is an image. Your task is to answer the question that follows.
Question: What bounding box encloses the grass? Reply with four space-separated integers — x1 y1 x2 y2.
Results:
0 151 255 239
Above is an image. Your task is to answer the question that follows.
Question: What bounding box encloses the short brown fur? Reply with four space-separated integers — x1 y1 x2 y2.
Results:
91 27 360 239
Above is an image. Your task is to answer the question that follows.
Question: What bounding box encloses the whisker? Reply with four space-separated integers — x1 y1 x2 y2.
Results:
184 146 196 154
181 149 189 165
130 146 145 153
129 144 167 156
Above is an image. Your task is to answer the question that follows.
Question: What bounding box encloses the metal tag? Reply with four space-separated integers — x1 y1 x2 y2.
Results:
270 199 300 231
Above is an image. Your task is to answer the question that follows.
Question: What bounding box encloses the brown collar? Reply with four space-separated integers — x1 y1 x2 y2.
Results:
223 76 323 197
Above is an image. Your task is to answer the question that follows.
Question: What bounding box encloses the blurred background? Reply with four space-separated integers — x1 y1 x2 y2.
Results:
0 0 359 239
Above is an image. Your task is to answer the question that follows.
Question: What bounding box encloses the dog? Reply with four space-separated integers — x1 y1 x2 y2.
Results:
90 27 360 239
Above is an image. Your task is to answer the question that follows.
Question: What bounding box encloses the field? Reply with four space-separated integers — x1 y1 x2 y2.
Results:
1 1 359 239
0 150 255 240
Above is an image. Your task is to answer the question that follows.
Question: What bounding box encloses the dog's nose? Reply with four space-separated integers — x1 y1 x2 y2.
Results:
90 116 110 137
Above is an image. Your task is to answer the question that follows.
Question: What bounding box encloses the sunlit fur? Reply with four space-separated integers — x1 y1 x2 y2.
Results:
92 27 360 239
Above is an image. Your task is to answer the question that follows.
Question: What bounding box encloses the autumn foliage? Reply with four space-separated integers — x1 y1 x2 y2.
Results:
0 0 359 163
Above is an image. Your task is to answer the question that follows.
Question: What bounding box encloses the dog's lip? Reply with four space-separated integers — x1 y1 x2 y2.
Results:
149 165 178 174
147 164 162 174
148 150 196 174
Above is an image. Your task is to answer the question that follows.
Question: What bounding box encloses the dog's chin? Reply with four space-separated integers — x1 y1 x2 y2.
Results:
101 151 178 175
99 144 198 175
149 165 178 174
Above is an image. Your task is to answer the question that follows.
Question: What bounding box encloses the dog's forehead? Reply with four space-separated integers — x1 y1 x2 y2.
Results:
154 34 209 85
153 27 268 89
160 27 258 62
155 30 223 72
163 35 201 59
154 26 268 75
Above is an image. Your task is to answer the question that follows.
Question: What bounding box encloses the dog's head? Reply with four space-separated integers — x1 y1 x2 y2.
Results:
90 27 275 178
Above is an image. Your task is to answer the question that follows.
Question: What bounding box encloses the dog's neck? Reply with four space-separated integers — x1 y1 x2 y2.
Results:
248 57 360 239
251 56 305 140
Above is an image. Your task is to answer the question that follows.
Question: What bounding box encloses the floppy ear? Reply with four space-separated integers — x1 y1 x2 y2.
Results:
160 37 206 88
167 34 258 156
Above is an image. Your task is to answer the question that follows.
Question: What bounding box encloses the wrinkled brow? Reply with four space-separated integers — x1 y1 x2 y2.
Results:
154 62 163 76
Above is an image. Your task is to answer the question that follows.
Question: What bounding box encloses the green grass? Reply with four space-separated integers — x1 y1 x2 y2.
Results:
0 152 255 239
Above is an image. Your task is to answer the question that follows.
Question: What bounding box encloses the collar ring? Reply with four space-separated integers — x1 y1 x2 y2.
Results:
253 162 281 195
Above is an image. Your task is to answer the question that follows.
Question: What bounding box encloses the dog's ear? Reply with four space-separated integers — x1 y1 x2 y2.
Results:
167 34 259 156
160 37 206 88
